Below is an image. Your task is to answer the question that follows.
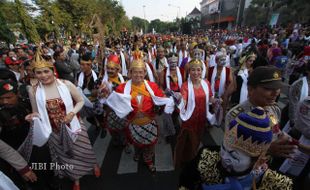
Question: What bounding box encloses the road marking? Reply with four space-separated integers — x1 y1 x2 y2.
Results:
117 145 138 174
155 139 174 172
93 131 111 167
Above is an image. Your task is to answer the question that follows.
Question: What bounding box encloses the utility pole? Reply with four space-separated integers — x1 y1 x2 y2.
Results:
236 0 242 28
143 5 146 33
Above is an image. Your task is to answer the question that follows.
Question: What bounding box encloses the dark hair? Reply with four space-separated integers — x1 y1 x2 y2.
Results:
80 52 92 62
0 68 18 82
53 50 63 59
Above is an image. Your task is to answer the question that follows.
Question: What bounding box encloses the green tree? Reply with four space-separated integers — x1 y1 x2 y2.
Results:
15 0 40 43
34 0 73 41
131 16 149 33
246 0 310 26
0 9 15 44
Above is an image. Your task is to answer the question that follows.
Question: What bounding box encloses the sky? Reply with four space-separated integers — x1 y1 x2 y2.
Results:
120 0 202 22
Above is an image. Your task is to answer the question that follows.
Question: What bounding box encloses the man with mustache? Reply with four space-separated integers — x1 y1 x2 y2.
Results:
0 80 54 190
99 55 128 147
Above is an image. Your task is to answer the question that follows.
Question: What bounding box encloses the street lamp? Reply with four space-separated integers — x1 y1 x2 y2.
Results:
168 3 181 19
143 5 146 34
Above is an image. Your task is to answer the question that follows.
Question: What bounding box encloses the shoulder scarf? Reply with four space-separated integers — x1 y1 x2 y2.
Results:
238 68 249 104
178 78 216 124
145 63 155 82
211 66 226 97
209 54 216 67
166 66 182 90
202 60 207 79
300 76 309 101
154 57 169 71
36 79 81 142
106 80 175 118
77 70 98 88
120 52 128 77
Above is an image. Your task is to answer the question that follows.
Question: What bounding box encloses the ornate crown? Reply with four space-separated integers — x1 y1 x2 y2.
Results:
189 59 203 68
31 46 54 69
131 49 145 60
130 59 145 70
224 107 273 157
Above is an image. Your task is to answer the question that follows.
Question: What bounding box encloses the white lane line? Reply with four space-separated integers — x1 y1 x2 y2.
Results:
93 131 111 167
155 139 174 172
117 145 138 174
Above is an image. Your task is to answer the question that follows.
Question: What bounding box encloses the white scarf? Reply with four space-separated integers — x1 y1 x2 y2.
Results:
36 79 81 142
166 67 182 90
225 55 231 67
209 54 216 67
119 52 128 76
152 46 157 56
145 63 155 82
178 79 216 124
238 69 249 104
300 76 309 101
201 61 207 79
106 80 175 118
211 66 226 97
77 70 98 88
178 50 187 67
154 57 169 70
148 51 153 63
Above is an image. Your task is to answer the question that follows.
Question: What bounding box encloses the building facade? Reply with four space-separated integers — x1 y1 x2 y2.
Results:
200 0 253 29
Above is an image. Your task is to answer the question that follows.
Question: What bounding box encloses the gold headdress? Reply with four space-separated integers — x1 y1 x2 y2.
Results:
131 49 145 61
31 46 54 69
130 59 146 70
189 59 203 68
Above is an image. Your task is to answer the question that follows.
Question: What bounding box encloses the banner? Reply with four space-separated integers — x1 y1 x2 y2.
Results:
209 0 219 14
269 13 280 26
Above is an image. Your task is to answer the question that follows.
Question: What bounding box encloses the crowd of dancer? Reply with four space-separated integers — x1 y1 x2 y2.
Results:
0 24 310 190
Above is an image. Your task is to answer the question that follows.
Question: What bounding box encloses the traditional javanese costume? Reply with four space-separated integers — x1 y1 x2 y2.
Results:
230 53 256 105
179 107 293 190
131 49 156 82
101 55 127 144
163 66 183 92
104 59 174 169
208 66 231 98
175 59 216 169
28 52 98 181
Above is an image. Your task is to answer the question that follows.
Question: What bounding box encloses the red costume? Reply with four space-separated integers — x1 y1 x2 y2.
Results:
175 80 213 168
